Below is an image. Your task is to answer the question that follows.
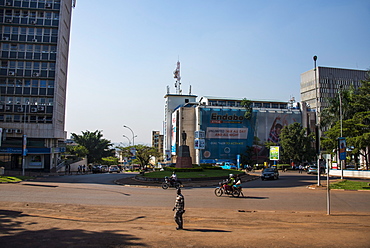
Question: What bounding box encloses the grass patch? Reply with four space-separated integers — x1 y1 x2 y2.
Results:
142 169 243 179
330 179 370 190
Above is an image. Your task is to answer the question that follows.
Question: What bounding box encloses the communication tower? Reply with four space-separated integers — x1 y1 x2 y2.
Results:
173 61 182 94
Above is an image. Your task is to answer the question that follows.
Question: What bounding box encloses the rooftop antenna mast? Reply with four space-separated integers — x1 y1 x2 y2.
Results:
174 60 182 94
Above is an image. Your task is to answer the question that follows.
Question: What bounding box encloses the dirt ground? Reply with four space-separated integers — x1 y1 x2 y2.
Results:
1 200 370 248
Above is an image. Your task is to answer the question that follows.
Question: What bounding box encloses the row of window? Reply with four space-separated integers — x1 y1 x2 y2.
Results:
1 103 52 112
2 34 58 43
2 0 61 10
1 61 55 70
2 50 57 60
2 43 57 52
208 101 287 109
2 26 58 36
0 78 54 88
0 96 53 105
2 9 59 19
1 69 56 78
0 114 53 124
2 17 59 26
0 85 55 96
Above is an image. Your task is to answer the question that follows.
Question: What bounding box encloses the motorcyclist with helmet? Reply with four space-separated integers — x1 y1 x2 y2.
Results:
226 174 236 192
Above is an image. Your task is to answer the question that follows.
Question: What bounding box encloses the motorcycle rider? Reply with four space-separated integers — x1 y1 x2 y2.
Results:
227 174 236 192
170 171 177 186
233 175 242 189
170 171 182 187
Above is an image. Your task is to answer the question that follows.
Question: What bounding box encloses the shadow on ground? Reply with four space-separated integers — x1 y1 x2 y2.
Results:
0 210 145 248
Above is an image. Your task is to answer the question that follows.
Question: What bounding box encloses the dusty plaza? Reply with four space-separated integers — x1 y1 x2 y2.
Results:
1 201 370 248
1 173 370 248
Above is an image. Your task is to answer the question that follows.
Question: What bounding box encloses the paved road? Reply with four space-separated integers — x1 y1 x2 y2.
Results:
1 171 370 247
1 171 369 213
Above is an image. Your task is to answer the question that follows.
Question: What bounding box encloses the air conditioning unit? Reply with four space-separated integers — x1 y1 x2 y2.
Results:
31 107 38 113
15 129 22 134
31 20 36 25
37 106 45 111
8 71 15 76
6 129 13 133
32 38 38 42
6 2 12 6
17 107 24 112
6 19 12 23
45 3 52 8
32 72 40 77
2 37 9 41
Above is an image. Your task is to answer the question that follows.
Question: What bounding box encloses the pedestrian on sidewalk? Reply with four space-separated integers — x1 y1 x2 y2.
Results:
173 188 185 230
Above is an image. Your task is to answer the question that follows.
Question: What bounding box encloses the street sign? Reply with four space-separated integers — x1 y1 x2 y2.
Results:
194 130 205 139
338 137 346 160
194 139 205 149
269 146 279 160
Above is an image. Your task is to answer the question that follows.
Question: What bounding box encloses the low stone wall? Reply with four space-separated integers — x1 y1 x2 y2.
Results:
329 169 370 179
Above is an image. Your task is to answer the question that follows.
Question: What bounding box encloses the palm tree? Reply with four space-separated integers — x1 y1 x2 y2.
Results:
71 130 113 164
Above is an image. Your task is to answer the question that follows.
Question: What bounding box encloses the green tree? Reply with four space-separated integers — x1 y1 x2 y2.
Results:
279 123 316 164
322 111 370 169
66 145 88 158
101 156 119 166
320 88 354 129
241 98 253 119
71 130 113 164
134 144 161 170
321 72 370 169
117 144 161 170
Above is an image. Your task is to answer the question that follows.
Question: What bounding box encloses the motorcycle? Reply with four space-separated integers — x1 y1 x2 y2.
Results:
214 180 244 197
162 176 181 189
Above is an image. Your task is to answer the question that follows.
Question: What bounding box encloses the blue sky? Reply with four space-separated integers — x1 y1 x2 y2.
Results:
65 0 370 145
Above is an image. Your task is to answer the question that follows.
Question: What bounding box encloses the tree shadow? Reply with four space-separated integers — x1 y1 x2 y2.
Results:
0 210 146 248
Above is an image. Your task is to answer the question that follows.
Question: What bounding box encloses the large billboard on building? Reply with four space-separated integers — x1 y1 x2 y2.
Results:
199 108 255 164
171 112 177 155
254 111 301 145
253 111 302 162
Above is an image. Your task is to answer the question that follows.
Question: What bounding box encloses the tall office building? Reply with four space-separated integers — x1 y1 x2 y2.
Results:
0 0 75 172
300 66 367 113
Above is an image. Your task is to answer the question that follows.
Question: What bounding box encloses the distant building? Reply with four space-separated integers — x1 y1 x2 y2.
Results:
152 130 163 163
0 0 75 171
300 67 367 113
163 94 303 165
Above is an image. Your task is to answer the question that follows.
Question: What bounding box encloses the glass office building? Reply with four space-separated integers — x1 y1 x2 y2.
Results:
0 0 75 172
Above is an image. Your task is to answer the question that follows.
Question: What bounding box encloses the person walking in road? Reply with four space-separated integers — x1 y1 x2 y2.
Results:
173 188 185 230
299 164 303 174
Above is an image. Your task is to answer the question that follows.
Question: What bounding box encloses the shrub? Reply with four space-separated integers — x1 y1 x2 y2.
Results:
164 166 204 172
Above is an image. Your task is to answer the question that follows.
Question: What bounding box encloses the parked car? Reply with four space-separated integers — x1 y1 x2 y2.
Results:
307 165 326 174
108 165 120 173
100 165 109 173
261 167 279 180
92 165 102 174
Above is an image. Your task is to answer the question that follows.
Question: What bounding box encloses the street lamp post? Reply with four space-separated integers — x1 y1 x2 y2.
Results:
123 125 135 146
122 135 131 146
339 86 344 180
22 101 29 176
313 55 321 186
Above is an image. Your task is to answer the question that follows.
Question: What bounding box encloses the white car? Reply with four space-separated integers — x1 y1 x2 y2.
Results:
108 165 120 173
